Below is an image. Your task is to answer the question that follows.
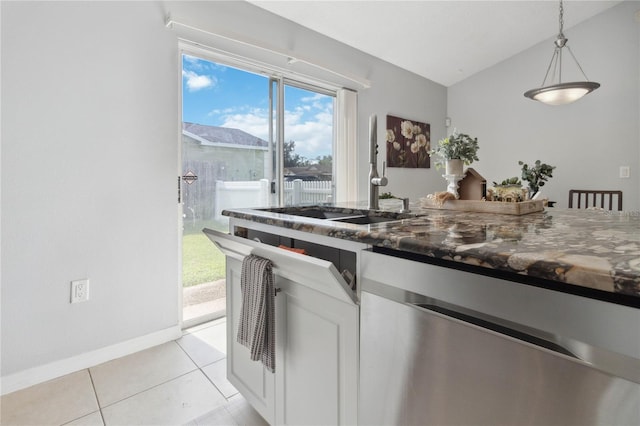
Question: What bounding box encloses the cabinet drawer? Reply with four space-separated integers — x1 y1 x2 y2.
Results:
204 229 357 305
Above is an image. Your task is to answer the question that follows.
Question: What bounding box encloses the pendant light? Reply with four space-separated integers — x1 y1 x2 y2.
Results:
524 0 600 105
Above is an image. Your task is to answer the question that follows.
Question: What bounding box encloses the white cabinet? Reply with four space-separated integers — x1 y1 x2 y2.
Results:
226 254 275 421
275 275 358 425
205 229 359 425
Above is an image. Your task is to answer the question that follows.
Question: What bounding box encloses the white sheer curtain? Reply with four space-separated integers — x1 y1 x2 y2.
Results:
335 89 358 203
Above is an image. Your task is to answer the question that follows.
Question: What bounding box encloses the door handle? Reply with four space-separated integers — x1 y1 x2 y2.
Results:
181 170 198 184
179 171 199 203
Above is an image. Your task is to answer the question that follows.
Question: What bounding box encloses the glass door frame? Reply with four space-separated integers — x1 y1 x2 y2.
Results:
178 43 344 328
179 47 277 329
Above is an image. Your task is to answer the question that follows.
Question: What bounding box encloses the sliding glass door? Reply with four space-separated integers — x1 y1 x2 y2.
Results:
180 51 335 326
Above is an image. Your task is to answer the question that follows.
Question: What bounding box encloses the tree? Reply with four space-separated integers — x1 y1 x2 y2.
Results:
284 140 310 167
316 155 332 168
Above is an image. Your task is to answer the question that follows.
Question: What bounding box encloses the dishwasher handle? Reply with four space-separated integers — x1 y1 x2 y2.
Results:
413 303 577 359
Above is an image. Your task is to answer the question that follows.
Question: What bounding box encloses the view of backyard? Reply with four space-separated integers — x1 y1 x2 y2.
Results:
182 219 228 324
181 53 335 325
182 220 226 287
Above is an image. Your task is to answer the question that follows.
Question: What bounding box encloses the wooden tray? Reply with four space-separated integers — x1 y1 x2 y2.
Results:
420 198 544 215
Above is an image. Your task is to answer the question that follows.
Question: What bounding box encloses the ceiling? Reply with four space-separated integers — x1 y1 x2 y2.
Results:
247 0 622 87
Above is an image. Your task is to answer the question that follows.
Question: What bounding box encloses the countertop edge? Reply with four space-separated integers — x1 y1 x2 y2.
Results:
222 206 640 307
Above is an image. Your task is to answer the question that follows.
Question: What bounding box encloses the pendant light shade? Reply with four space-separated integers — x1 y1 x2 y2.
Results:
524 81 600 106
524 0 599 105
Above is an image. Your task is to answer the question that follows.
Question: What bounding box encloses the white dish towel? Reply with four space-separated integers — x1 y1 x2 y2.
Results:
237 254 275 373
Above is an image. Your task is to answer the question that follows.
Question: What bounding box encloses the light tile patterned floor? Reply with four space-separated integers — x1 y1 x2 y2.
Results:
0 319 268 426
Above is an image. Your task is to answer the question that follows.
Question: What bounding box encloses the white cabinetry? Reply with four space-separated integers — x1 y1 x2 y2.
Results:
205 229 359 425
226 254 274 420
275 274 358 425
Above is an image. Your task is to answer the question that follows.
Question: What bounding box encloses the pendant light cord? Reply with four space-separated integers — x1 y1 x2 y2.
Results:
558 0 565 38
539 0 592 86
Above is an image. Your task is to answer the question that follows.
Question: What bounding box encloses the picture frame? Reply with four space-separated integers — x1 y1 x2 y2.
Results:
386 115 430 168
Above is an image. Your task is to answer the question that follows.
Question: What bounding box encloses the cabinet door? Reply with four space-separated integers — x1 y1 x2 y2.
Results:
204 229 359 425
226 256 275 424
275 277 359 426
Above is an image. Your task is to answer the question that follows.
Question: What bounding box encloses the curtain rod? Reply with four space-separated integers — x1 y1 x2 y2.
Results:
165 16 371 89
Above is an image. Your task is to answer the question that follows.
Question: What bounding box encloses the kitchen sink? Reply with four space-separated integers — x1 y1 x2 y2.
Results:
259 208 355 220
331 215 400 225
257 206 419 224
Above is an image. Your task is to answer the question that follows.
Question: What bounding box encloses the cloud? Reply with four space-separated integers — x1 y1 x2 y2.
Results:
183 55 225 73
213 97 334 160
220 108 270 141
183 55 204 69
301 93 325 103
285 117 333 159
209 107 237 116
182 70 215 92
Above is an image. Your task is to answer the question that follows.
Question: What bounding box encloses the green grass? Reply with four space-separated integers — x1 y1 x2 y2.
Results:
182 221 228 287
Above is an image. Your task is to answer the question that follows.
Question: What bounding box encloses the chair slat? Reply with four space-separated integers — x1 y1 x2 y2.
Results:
568 190 622 211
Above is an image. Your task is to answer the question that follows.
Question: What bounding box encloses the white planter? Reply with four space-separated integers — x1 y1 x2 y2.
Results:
445 159 464 176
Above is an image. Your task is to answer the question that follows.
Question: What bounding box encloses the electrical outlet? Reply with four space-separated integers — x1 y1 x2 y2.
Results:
71 279 89 303
619 166 630 178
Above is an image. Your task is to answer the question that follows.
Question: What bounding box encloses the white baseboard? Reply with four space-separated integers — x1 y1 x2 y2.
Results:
1 324 183 395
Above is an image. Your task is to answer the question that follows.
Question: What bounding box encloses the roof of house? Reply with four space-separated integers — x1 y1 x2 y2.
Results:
461 167 486 182
285 164 332 176
183 122 268 148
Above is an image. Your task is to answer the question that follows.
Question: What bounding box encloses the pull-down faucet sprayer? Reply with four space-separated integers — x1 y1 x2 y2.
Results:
368 114 388 209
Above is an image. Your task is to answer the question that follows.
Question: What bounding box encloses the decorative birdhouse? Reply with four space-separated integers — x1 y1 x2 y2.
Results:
458 168 486 200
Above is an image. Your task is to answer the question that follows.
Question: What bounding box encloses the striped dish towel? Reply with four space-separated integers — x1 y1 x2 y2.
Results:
237 254 275 373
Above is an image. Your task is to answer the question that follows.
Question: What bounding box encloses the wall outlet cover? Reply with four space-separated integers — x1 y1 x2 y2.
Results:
71 279 90 303
619 166 630 179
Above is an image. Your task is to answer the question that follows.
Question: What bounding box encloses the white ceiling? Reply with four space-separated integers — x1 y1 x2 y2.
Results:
247 0 622 87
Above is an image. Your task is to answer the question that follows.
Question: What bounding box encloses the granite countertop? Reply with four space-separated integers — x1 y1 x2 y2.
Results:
223 204 640 305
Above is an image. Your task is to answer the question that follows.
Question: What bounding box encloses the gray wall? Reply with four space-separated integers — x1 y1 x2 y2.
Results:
448 1 640 210
2 1 181 379
1 1 446 385
359 60 448 201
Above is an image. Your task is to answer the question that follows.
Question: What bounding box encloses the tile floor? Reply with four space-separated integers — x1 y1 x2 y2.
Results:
1 319 269 426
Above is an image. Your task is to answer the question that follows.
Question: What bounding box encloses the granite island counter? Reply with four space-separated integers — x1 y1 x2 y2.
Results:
210 203 640 425
222 204 640 307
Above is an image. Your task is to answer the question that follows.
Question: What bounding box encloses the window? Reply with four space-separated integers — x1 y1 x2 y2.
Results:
180 47 354 325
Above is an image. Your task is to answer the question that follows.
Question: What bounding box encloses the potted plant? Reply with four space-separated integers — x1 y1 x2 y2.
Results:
490 177 526 202
428 130 479 175
519 160 555 198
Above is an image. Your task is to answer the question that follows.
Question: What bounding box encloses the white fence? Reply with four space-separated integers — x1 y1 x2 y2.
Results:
283 180 333 205
215 179 333 221
215 179 270 221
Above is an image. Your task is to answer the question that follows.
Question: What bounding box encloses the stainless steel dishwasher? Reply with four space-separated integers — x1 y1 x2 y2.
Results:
359 286 640 426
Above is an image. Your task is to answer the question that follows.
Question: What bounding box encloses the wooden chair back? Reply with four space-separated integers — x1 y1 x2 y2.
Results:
568 190 623 211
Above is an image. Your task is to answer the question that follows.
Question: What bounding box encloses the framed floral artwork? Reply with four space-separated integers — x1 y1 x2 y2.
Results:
386 115 430 168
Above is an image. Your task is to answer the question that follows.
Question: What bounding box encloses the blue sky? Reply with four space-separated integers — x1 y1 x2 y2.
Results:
182 54 333 160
